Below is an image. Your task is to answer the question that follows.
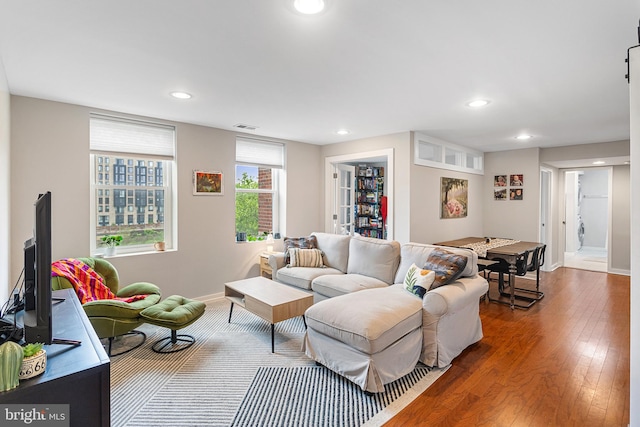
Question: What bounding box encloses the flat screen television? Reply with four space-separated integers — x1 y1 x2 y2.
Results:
23 191 53 345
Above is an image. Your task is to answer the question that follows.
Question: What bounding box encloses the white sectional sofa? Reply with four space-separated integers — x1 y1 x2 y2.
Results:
269 232 489 393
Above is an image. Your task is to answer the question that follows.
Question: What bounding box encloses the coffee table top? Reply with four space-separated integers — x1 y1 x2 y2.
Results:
225 276 312 306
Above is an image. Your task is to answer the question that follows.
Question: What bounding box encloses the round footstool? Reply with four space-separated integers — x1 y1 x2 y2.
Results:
140 295 206 353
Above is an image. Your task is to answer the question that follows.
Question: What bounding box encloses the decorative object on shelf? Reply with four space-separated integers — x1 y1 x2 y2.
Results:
19 342 47 380
440 177 468 219
0 341 23 391
193 170 223 195
154 241 166 251
266 233 275 252
101 235 123 256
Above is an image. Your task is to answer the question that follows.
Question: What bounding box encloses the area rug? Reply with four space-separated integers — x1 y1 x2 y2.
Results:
110 298 449 427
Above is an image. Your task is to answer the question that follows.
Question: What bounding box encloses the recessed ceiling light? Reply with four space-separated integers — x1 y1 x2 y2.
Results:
336 129 350 135
170 91 192 99
592 160 605 165
466 99 490 108
515 134 532 140
294 0 325 14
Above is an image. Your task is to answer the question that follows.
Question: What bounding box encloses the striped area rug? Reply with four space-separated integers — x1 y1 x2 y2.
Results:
110 298 448 427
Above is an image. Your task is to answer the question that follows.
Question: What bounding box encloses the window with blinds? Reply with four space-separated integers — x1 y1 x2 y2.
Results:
90 115 176 255
235 138 285 242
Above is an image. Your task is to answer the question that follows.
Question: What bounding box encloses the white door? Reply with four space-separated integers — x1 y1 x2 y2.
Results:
333 164 355 235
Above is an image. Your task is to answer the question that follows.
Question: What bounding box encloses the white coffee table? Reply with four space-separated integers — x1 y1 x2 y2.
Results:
224 276 314 352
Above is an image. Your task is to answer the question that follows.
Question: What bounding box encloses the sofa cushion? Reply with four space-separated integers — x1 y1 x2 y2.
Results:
394 242 478 284
276 266 342 291
283 235 318 265
289 248 324 268
423 248 468 290
347 235 400 284
312 232 351 273
305 284 422 354
403 263 436 298
312 273 388 299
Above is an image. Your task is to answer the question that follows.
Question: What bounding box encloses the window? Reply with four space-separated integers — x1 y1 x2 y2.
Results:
235 138 285 242
414 132 484 175
90 115 175 255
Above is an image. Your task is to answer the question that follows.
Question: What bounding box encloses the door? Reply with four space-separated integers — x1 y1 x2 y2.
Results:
333 164 355 235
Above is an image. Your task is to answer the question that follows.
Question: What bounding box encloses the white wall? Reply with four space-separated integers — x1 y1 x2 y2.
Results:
629 45 639 427
9 96 323 300
580 168 609 249
0 58 9 302
610 165 631 273
483 148 541 242
409 150 484 244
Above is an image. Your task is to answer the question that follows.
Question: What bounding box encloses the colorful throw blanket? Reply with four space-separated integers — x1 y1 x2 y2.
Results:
51 258 147 304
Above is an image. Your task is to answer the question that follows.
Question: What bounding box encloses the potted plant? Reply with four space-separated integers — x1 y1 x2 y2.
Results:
19 343 46 380
0 341 23 391
101 235 123 256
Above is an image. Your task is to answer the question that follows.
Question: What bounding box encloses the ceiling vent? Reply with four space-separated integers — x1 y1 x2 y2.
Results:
233 123 259 131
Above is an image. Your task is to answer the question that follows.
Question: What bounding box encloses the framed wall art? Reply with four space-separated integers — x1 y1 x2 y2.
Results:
193 170 223 195
441 177 468 219
510 174 523 187
510 188 524 200
494 189 507 200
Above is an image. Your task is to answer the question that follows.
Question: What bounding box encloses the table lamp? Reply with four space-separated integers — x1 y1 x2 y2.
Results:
266 233 274 253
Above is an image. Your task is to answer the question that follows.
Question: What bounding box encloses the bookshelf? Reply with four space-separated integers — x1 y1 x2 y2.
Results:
355 165 385 239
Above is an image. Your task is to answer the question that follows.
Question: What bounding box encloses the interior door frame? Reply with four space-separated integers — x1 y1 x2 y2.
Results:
560 167 612 272
539 167 553 272
324 149 394 239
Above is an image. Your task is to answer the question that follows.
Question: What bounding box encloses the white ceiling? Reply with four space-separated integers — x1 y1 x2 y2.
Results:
0 1 638 154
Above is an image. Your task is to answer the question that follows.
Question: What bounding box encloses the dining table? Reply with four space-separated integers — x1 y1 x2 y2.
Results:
433 236 545 309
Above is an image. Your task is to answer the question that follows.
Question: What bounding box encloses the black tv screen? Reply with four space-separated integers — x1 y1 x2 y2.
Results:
23 191 53 345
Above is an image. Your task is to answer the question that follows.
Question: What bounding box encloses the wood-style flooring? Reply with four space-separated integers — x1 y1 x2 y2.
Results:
386 267 630 426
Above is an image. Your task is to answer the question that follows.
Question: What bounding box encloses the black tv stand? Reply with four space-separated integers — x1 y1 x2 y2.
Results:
52 337 82 346
0 289 110 427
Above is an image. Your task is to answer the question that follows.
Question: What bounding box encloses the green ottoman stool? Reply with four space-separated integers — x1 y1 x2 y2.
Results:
140 295 206 353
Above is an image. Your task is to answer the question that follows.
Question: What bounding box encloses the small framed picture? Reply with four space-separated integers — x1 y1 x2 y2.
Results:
193 170 223 195
494 175 507 187
494 189 507 200
510 174 523 187
510 188 524 200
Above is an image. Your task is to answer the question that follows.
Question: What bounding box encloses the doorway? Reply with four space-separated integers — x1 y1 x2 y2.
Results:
324 149 394 239
563 168 611 272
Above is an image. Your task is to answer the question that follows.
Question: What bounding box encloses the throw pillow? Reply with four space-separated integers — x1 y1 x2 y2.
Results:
288 248 325 268
423 248 468 290
403 263 436 298
283 235 319 265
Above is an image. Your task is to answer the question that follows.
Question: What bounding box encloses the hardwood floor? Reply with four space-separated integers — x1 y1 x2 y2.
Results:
386 268 630 426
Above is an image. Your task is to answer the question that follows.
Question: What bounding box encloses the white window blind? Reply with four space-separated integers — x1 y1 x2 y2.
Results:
236 138 284 169
90 115 175 158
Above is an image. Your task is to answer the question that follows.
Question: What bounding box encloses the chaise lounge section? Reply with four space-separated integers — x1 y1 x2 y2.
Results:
270 233 489 392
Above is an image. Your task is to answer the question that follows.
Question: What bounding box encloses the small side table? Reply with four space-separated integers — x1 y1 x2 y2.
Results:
259 252 273 278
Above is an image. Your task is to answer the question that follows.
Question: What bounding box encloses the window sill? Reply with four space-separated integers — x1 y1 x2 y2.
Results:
95 248 175 259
